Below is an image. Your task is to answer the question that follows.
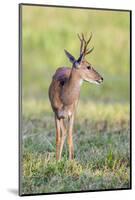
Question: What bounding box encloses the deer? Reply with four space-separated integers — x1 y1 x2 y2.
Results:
48 33 103 160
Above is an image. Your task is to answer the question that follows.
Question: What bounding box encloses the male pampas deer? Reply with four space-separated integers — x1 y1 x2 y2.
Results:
49 34 103 160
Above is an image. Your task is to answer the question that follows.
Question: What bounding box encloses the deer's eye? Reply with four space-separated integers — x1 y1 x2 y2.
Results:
87 66 91 70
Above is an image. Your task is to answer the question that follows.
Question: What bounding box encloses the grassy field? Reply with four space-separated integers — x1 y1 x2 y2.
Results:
21 5 130 195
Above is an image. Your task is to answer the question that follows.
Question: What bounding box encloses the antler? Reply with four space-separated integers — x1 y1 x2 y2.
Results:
77 33 94 57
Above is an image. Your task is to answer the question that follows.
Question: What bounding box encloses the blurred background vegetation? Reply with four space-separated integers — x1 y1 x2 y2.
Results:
22 6 130 105
21 5 130 194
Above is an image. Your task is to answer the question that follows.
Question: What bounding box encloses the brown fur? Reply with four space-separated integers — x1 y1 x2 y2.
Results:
49 67 80 119
48 34 103 160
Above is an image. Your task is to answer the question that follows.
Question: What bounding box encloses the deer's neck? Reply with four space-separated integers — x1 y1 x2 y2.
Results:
68 68 83 88
61 68 83 105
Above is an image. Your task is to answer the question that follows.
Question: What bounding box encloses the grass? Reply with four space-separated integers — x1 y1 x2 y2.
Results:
21 5 131 195
21 100 130 195
22 121 130 194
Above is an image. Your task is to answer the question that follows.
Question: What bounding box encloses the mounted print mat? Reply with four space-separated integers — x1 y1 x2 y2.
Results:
19 3 131 196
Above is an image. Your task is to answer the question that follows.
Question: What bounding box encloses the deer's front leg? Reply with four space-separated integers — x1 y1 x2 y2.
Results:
55 115 61 160
68 114 74 160
59 119 67 160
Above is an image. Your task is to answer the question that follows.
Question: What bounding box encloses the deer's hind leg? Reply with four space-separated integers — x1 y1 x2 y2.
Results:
68 114 74 160
55 115 61 160
59 118 67 160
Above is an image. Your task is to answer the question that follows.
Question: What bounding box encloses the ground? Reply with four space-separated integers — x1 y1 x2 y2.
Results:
21 100 130 194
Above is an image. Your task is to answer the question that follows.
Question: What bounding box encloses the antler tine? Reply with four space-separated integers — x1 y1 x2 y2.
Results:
77 33 86 56
77 33 84 55
83 35 89 54
84 33 94 56
77 33 94 57
82 33 87 46
85 46 94 55
86 32 93 46
77 33 81 41
81 33 85 41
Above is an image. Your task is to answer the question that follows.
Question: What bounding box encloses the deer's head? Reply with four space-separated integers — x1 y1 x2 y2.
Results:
64 33 103 85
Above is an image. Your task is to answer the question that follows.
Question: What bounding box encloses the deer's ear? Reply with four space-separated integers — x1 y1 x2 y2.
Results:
64 49 76 64
72 53 83 69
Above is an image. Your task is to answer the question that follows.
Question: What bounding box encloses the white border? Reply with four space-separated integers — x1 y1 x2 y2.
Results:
0 0 134 199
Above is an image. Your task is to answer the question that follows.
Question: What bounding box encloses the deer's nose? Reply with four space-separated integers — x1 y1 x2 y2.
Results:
100 77 103 82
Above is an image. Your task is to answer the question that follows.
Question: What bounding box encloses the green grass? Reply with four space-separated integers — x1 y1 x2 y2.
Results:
21 5 130 195
21 100 130 194
22 119 130 194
